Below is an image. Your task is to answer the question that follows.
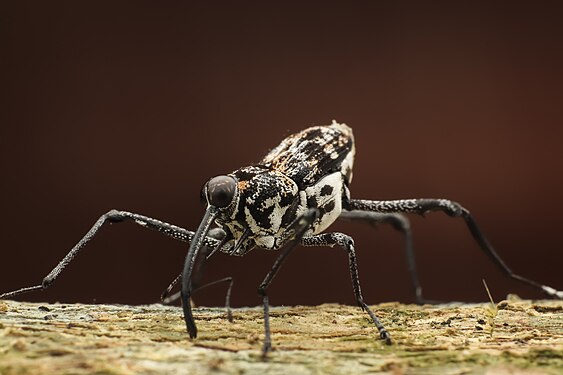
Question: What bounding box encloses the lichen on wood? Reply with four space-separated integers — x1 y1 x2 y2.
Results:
0 299 561 374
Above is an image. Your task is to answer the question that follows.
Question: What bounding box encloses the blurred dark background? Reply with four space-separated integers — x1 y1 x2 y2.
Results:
1 2 562 308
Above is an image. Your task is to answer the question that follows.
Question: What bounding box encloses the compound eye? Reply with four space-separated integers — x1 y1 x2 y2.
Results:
206 175 237 208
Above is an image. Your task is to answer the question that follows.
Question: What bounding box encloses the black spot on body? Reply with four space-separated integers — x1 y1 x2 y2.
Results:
278 191 294 207
307 196 318 208
324 200 335 213
316 200 335 222
320 185 333 196
250 204 275 230
233 184 248 223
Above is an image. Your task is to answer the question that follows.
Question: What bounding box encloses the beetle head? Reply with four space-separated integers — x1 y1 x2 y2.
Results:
202 175 238 209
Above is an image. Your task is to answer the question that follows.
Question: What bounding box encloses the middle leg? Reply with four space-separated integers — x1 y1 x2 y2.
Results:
301 232 392 344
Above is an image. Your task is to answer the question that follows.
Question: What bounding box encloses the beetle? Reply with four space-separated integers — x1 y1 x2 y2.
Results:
1 121 561 356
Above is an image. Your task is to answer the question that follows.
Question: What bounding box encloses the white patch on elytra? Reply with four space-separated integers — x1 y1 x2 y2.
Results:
304 172 344 235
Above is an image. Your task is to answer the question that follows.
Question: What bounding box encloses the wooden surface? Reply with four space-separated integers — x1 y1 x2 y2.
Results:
0 299 561 374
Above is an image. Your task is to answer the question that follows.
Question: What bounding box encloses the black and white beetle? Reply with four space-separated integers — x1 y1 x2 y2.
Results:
2 121 561 355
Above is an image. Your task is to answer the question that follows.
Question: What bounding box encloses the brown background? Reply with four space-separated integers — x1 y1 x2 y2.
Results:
1 2 562 308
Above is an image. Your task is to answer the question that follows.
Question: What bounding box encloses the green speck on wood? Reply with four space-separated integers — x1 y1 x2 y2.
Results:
0 299 561 374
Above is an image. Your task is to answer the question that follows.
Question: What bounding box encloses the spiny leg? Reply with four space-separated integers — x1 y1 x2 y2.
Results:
301 232 392 345
257 208 320 358
0 210 221 300
347 198 563 299
339 210 424 303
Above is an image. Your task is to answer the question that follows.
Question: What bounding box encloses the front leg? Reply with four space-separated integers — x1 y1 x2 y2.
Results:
347 198 563 299
257 208 320 358
0 210 221 300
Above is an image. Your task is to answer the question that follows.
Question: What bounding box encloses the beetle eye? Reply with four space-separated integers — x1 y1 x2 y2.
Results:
205 175 237 208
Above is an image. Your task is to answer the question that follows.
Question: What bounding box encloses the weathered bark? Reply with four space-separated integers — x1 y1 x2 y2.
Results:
0 298 561 374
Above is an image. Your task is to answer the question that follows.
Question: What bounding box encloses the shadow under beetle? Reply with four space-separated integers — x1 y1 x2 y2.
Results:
2 121 561 356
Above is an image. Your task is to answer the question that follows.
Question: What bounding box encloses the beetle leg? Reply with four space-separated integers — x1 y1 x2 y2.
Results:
301 232 392 345
257 208 320 358
347 198 563 299
0 210 219 300
339 210 426 303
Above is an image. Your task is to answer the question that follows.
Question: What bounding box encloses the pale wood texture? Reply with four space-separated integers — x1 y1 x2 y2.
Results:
0 299 561 374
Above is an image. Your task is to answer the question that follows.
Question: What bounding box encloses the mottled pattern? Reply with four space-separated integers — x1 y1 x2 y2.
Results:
261 121 355 188
348 199 463 216
213 121 355 254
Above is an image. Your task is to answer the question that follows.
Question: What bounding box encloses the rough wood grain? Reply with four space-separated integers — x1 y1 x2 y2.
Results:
0 299 561 374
